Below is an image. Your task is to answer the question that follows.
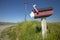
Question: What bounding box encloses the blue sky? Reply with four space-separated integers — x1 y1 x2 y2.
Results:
0 0 60 23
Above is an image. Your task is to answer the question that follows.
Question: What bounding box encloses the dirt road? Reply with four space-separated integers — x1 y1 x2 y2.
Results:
0 24 15 40
0 24 14 32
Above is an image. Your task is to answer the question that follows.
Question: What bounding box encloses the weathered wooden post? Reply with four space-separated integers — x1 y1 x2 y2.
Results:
41 17 47 39
30 4 53 39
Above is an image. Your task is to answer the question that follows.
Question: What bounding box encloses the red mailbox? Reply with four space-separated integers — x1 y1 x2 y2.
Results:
33 7 53 19
30 4 54 38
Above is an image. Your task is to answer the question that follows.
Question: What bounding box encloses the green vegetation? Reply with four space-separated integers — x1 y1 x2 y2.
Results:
0 20 60 40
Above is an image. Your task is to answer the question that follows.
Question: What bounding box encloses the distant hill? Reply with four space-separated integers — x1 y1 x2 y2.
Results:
0 22 16 25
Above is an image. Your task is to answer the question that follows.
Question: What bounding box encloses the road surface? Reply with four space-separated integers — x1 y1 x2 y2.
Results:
0 24 15 40
0 24 14 32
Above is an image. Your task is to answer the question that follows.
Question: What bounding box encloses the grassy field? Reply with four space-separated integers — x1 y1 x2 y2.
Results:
0 20 60 40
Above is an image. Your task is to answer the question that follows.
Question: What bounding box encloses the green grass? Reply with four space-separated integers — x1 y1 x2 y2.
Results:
0 20 60 40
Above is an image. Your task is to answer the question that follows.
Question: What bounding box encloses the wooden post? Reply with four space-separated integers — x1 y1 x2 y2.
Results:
24 3 28 22
41 17 47 40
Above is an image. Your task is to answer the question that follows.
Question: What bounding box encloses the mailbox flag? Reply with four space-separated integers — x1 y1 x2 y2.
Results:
30 11 34 18
33 4 38 12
